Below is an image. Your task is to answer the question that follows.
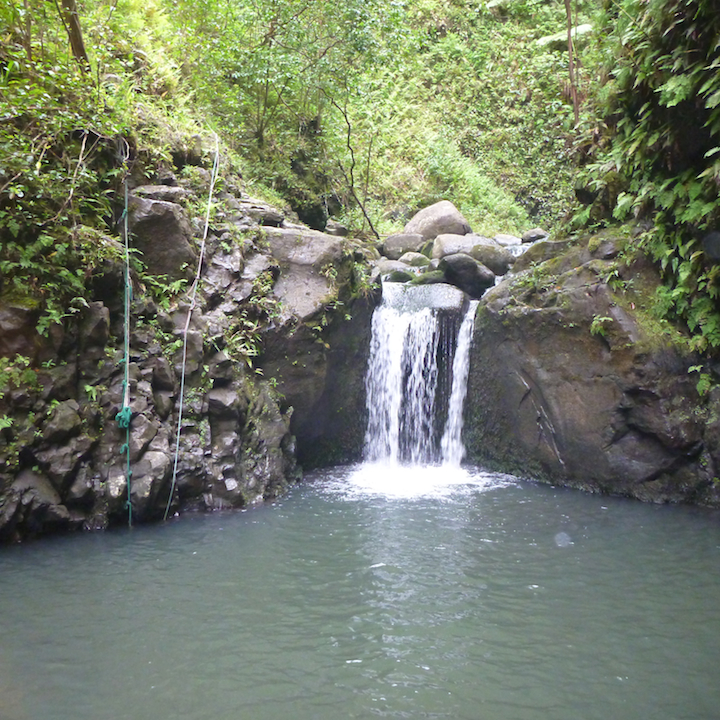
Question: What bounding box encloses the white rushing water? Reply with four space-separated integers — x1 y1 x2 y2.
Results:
441 299 480 465
362 282 477 468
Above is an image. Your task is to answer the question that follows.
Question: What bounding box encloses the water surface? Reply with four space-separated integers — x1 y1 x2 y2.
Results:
1 465 719 720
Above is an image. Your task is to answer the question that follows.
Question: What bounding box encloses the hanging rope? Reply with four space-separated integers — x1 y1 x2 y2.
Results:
115 137 133 528
164 134 221 521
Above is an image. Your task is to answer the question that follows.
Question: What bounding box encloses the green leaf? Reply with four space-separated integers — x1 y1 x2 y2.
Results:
706 89 720 109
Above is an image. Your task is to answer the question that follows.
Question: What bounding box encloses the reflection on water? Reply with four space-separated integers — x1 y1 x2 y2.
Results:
1 465 720 720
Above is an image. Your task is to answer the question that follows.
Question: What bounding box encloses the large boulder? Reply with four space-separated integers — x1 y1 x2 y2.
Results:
438 253 495 298
465 234 720 506
383 233 425 260
469 244 514 276
128 193 197 279
376 259 410 275
431 233 479 259
404 201 472 240
397 252 431 267
264 226 344 321
522 227 550 243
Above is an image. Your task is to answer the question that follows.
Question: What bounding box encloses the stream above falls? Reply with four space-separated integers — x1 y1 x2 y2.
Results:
1 468 719 720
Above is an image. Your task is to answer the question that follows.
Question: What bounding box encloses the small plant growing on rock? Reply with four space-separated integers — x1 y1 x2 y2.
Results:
590 315 613 337
689 365 713 397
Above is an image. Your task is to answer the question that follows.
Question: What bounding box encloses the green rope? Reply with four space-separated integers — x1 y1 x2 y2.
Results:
164 134 221 521
116 160 133 528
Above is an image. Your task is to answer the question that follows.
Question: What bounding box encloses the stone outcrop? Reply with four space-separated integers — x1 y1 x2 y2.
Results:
127 191 197 279
465 232 720 507
0 172 372 541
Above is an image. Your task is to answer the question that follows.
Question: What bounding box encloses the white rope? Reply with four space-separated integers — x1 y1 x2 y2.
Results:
164 133 221 521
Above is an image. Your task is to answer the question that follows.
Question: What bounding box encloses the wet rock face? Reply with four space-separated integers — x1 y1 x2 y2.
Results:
0 303 39 360
465 234 720 507
0 155 378 541
258 292 376 469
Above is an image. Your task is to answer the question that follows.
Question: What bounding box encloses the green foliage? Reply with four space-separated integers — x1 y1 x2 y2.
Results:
590 315 613 337
223 269 282 366
142 274 189 311
0 0 597 351
0 356 39 401
422 136 529 235
689 365 713 397
575 0 720 351
0 0 209 333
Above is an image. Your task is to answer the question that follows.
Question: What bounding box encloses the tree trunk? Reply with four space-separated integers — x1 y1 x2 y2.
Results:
58 0 90 71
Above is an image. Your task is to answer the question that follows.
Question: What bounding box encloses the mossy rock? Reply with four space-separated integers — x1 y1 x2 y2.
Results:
410 270 447 285
386 270 414 283
398 252 431 267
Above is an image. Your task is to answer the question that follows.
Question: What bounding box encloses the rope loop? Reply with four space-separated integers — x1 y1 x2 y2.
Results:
115 405 133 429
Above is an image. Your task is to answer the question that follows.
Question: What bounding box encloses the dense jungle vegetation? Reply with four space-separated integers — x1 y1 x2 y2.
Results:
0 0 719 354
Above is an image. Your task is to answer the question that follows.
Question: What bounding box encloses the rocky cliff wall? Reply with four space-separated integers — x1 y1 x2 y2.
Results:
465 231 720 507
0 171 375 542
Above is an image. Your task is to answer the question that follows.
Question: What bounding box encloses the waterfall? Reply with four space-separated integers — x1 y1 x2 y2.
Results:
441 300 480 466
363 283 478 467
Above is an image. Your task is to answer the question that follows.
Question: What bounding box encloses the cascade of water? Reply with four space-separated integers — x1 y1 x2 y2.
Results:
440 300 479 466
364 303 440 464
363 283 477 467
